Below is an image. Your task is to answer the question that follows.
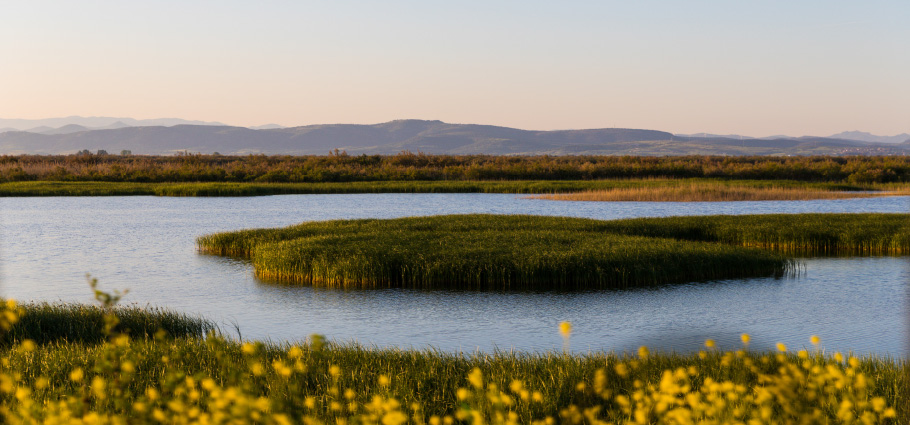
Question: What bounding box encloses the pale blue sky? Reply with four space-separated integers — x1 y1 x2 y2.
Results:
1 1 907 135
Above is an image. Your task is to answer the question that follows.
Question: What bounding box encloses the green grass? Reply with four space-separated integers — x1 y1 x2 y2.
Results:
0 179 874 197
597 213 910 255
198 215 793 290
2 302 214 345
199 213 910 289
0 291 905 422
3 333 906 422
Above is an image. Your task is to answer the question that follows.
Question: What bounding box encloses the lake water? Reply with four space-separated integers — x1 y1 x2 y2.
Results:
1 194 908 356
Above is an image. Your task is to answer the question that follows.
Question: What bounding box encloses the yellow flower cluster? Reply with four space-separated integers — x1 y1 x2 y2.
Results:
0 300 22 332
599 351 898 425
405 350 898 425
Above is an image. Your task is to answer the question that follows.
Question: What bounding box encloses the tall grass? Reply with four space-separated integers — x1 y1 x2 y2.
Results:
535 182 910 202
598 213 910 255
0 287 903 422
199 215 792 289
2 329 906 422
2 302 214 345
199 213 909 289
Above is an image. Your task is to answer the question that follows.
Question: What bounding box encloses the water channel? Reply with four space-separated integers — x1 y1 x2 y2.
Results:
1 194 907 356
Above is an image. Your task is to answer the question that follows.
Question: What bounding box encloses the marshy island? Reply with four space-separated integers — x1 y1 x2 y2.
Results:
198 213 910 290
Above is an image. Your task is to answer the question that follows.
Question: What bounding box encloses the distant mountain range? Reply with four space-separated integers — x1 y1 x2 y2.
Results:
827 131 910 144
0 116 228 132
1 117 907 156
678 131 910 144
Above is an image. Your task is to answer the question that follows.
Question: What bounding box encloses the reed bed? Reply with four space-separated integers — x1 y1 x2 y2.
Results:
2 302 214 345
199 215 791 290
0 181 158 196
598 213 910 255
534 182 910 202
200 213 910 289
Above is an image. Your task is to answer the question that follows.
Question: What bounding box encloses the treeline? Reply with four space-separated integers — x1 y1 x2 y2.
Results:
1 152 909 183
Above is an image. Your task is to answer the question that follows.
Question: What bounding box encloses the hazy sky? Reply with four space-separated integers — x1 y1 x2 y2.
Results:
1 1 907 136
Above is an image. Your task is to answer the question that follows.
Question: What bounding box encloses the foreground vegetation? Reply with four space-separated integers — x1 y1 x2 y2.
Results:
3 153 910 184
198 215 795 290
0 295 904 424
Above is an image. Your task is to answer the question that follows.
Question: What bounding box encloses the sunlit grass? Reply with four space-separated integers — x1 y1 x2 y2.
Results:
533 181 910 202
0 296 904 423
198 215 793 289
3 153 910 185
2 301 214 346
0 178 881 197
596 213 910 255
198 213 909 288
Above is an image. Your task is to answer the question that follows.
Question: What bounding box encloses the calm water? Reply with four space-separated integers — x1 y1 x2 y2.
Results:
1 194 908 356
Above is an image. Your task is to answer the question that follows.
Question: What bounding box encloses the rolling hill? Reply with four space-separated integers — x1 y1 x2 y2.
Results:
1 119 907 156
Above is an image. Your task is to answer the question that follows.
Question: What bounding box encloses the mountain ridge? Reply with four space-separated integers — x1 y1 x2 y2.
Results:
1 119 907 156
828 131 910 144
0 116 227 131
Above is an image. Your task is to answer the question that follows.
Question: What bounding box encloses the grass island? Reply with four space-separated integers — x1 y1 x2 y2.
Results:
197 213 910 290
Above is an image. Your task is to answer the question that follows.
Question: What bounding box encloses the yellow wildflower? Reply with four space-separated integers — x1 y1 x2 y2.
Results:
69 368 84 383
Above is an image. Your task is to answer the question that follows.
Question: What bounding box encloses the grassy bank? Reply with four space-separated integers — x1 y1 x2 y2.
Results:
199 214 909 289
0 178 879 197
198 215 794 290
0 298 904 423
3 302 214 345
4 336 905 423
535 181 910 202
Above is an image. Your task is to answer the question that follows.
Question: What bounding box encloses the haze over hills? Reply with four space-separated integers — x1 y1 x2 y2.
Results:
828 131 910 144
0 118 907 156
678 131 910 144
0 116 227 131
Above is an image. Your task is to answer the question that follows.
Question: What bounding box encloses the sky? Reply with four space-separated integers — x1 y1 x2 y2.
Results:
1 1 907 136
